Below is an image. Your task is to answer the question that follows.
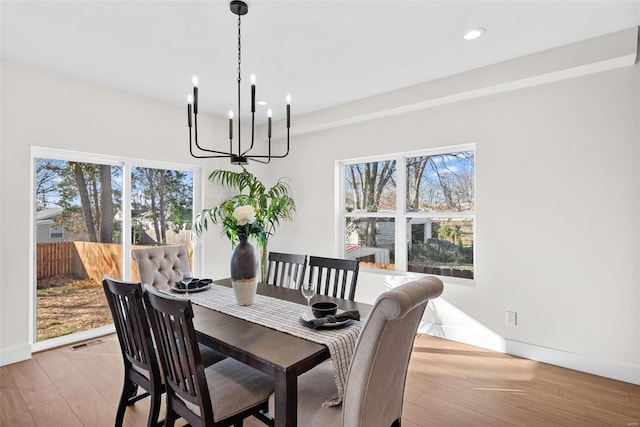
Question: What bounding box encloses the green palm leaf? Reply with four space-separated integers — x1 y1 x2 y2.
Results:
195 166 296 281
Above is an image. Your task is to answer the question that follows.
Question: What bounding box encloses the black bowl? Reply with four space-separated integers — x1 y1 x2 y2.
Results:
311 301 338 318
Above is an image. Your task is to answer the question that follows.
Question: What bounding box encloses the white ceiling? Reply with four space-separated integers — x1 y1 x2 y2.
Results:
2 1 640 123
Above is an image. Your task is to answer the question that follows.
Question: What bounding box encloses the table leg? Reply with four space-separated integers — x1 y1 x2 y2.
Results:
274 368 298 427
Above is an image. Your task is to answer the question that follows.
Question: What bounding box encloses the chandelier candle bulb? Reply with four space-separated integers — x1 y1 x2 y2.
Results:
187 94 193 127
250 74 256 112
267 108 272 138
192 75 199 114
286 94 291 128
228 110 234 140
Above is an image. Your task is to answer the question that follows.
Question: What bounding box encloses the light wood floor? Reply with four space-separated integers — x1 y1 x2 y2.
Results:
1 334 638 426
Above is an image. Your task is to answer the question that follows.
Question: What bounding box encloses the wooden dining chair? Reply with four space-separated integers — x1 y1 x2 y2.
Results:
102 275 163 427
132 245 192 290
308 255 359 300
143 284 274 427
289 276 444 426
102 276 227 427
266 251 307 288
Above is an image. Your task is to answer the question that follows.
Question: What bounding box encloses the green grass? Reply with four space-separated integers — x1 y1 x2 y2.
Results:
37 284 77 296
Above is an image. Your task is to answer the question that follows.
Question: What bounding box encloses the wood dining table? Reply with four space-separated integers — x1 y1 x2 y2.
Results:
190 279 371 427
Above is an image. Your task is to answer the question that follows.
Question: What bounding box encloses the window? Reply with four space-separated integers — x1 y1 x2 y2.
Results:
130 166 195 278
340 145 475 279
33 148 199 343
49 226 64 239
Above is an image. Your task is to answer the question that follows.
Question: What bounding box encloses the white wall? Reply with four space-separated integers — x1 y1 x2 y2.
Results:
0 61 230 364
1 29 638 385
261 55 640 382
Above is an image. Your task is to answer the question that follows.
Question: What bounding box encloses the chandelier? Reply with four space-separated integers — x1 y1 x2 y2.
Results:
187 0 291 165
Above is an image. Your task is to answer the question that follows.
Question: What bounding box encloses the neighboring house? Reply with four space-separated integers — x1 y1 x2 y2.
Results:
36 207 66 243
38 206 190 245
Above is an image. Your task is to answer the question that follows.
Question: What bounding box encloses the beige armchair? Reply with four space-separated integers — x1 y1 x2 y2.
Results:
132 245 191 290
292 275 444 426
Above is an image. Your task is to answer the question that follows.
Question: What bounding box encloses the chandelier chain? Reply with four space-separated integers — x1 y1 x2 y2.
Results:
237 14 241 83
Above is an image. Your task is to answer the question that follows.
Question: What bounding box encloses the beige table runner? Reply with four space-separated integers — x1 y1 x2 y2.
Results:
188 285 362 405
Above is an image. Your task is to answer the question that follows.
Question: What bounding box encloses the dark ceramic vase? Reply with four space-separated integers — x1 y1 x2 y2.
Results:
230 235 258 305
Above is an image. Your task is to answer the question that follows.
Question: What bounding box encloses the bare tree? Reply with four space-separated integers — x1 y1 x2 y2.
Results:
347 160 396 212
70 162 98 242
407 157 428 211
39 160 118 243
346 160 396 246
132 167 191 244
408 152 474 212
99 165 114 243
35 159 65 210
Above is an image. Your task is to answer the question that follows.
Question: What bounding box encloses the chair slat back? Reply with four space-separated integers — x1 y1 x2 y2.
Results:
102 276 155 371
266 252 307 288
143 285 213 419
308 256 359 300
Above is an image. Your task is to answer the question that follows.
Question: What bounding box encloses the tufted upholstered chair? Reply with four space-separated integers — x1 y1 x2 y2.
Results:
286 275 444 427
132 245 192 290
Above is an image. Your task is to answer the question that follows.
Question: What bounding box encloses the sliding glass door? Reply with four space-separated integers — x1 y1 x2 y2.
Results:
33 149 198 343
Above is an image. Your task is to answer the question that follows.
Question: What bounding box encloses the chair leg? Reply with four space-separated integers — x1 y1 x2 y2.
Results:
391 419 401 427
164 405 179 427
146 385 162 427
254 405 274 426
233 422 243 427
115 378 137 427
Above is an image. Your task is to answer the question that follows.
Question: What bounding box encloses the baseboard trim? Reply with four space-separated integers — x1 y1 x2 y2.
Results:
0 344 31 366
1 325 117 366
420 322 640 385
31 324 115 353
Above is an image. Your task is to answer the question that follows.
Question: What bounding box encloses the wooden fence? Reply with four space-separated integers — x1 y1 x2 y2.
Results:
37 241 193 284
37 241 73 278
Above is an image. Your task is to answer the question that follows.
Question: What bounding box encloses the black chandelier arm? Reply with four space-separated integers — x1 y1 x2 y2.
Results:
190 135 238 158
189 115 240 158
190 130 239 158
240 112 256 157
244 127 290 160
245 125 271 163
245 156 270 164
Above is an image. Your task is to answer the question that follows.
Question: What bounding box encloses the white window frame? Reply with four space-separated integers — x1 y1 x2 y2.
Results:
30 147 202 349
337 143 475 281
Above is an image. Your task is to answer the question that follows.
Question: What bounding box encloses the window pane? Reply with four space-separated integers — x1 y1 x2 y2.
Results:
130 167 194 277
35 158 122 342
345 217 395 270
407 217 474 278
406 151 474 212
345 160 396 213
131 167 193 246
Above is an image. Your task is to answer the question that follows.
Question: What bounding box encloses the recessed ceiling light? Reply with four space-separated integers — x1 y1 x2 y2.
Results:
257 100 268 106
463 27 486 41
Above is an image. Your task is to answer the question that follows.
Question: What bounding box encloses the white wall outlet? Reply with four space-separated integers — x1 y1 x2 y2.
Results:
506 311 517 326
